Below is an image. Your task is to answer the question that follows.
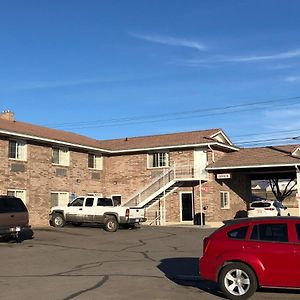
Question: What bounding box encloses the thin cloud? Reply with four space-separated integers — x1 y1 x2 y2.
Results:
181 49 300 66
129 32 207 51
286 76 300 82
15 77 118 90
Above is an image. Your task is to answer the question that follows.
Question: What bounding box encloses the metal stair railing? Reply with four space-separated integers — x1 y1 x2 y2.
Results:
123 163 201 207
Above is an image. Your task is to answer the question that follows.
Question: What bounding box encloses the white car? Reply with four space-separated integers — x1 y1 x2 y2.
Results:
248 200 290 217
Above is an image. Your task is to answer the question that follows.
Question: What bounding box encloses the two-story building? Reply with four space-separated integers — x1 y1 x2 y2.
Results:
1 110 300 226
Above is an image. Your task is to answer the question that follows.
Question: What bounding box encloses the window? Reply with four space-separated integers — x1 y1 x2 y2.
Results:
111 195 122 206
9 140 27 161
97 198 113 206
7 189 26 204
50 192 69 207
88 153 102 170
220 191 230 209
70 197 84 207
228 226 248 240
85 197 94 207
296 224 300 241
52 147 69 166
250 223 288 242
148 152 169 168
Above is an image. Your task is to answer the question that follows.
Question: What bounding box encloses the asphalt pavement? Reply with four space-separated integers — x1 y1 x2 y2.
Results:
1 225 300 300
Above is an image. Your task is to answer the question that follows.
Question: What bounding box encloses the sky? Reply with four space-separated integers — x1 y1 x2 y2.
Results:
1 0 300 147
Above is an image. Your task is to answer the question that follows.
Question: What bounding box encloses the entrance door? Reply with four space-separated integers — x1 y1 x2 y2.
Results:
181 192 193 221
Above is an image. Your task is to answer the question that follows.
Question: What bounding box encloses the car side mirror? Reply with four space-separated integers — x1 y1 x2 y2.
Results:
67 203 71 207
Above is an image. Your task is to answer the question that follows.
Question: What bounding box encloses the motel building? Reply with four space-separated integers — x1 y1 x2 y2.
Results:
1 110 300 227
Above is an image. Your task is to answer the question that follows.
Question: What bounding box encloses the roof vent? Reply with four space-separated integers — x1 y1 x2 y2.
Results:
0 110 14 121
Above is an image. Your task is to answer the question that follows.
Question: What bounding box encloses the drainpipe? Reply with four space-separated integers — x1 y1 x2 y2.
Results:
208 145 215 163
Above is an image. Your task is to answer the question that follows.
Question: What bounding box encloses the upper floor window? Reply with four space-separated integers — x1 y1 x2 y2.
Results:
52 147 69 166
88 153 102 170
148 151 169 168
9 140 27 161
221 191 230 209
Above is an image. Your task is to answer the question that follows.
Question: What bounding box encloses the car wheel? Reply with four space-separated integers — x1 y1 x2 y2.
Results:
219 262 257 300
104 216 119 232
52 213 66 227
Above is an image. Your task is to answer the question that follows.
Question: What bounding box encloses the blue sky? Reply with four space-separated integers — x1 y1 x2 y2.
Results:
1 0 300 146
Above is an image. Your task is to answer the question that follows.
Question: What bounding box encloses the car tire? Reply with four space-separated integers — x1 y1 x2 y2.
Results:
52 213 66 228
219 262 257 300
104 216 119 232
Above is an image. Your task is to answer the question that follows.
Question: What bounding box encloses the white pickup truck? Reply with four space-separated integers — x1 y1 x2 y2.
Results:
49 196 146 232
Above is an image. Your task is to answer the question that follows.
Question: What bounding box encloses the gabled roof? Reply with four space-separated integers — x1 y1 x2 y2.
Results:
97 129 236 152
0 117 236 153
207 145 300 170
0 118 108 152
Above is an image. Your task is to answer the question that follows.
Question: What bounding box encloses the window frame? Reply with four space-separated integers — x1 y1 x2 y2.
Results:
88 153 103 170
220 191 230 209
8 140 27 161
147 151 169 168
52 147 70 166
50 191 69 207
7 189 27 204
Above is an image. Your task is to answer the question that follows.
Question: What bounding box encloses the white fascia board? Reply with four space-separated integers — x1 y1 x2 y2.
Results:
110 142 239 154
207 163 300 170
0 129 110 153
210 130 233 146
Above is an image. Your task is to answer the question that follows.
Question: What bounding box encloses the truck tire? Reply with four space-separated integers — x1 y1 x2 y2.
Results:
52 213 66 228
219 262 257 300
104 216 119 232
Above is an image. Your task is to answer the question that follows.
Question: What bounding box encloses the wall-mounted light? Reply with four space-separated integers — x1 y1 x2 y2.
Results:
113 181 117 185
76 179 81 183
173 191 178 195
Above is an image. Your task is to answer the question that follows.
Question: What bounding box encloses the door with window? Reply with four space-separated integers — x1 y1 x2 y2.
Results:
181 192 193 222
65 197 85 223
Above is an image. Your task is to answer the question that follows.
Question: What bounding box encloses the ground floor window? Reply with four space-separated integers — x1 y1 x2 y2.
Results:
7 189 26 203
51 192 69 207
111 195 122 206
220 191 230 209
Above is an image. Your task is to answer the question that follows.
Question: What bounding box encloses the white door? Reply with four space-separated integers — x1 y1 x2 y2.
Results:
194 149 208 179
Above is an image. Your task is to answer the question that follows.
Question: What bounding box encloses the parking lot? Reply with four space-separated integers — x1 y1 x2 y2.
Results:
1 225 300 300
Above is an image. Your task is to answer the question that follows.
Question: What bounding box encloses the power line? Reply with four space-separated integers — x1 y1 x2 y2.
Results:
44 95 300 130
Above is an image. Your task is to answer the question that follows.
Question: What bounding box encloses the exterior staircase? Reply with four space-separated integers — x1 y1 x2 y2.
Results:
123 164 207 210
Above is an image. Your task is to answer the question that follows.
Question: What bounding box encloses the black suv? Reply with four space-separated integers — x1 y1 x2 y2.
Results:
0 196 31 240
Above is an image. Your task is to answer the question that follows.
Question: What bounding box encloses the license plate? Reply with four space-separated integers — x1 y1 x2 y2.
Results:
135 219 139 222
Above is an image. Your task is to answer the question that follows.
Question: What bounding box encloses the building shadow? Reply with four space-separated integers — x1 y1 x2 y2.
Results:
157 257 225 299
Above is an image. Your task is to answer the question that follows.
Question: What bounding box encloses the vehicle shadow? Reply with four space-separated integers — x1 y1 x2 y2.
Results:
157 257 225 299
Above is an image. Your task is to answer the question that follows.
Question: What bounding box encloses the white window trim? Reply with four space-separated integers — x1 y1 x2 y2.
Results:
88 153 103 170
9 140 27 161
52 147 70 166
220 191 230 209
7 189 27 204
50 191 70 207
147 151 169 169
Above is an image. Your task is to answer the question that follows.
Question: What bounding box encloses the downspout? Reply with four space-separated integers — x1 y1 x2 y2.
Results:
208 145 215 163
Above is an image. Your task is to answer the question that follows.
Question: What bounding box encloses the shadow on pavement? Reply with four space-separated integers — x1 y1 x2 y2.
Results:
158 257 225 299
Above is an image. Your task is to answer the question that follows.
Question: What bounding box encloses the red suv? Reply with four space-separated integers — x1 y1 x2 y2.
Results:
199 217 300 299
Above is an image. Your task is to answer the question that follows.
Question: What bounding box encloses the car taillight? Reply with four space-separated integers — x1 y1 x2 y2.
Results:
203 237 210 255
125 208 130 219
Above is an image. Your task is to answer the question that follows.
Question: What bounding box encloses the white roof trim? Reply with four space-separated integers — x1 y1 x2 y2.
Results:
0 129 110 153
109 142 239 153
207 163 300 170
0 129 239 154
210 130 233 146
292 147 300 157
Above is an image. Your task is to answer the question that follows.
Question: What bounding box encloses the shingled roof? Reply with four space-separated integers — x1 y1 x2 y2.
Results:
0 117 106 151
0 113 235 152
97 129 232 151
207 145 300 170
